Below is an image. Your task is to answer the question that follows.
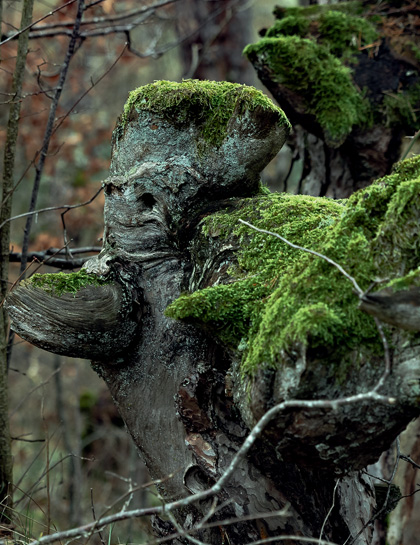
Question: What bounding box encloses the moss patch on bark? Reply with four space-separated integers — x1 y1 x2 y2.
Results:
166 155 420 376
25 270 108 297
116 79 291 150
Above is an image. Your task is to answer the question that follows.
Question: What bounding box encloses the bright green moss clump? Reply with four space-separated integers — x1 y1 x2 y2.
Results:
265 15 309 38
244 36 371 146
118 79 290 149
245 3 420 143
26 270 108 297
265 9 378 57
318 10 378 56
166 155 420 376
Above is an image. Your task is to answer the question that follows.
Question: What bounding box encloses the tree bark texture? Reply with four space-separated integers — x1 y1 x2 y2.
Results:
6 80 420 544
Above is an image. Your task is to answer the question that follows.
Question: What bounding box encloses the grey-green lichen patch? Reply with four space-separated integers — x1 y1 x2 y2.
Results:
116 79 291 150
166 154 420 376
243 36 371 147
25 270 108 297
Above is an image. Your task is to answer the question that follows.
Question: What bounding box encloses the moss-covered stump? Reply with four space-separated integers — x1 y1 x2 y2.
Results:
167 154 420 471
7 79 420 544
245 0 420 197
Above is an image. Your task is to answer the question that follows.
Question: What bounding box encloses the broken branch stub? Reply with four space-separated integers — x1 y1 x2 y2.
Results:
6 281 136 361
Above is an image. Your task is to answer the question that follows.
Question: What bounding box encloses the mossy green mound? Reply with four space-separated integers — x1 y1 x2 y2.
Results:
118 79 290 149
244 36 371 147
266 9 378 57
244 2 420 145
166 155 420 376
26 270 108 297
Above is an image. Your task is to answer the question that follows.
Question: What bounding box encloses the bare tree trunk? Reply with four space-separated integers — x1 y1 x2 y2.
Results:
54 357 83 528
0 0 34 521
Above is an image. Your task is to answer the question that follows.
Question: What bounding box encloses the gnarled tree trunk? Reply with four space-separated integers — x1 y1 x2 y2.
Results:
6 80 420 544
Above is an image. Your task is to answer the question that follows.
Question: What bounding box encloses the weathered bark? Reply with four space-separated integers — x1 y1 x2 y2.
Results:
6 81 420 544
6 282 137 360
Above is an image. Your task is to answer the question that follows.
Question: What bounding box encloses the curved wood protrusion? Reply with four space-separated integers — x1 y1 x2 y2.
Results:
359 287 420 331
6 281 137 361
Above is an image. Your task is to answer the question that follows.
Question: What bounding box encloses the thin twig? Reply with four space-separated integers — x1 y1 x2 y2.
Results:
19 0 86 276
0 0 78 45
238 219 363 295
244 537 337 545
1 0 179 40
27 390 394 545
0 37 122 211
319 480 339 544
0 186 103 232
90 489 106 545
167 511 208 545
400 453 420 470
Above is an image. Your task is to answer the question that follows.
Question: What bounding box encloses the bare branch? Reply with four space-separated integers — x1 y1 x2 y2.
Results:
0 42 124 216
27 388 394 545
240 537 338 545
0 186 103 232
1 0 179 39
19 0 86 276
0 0 78 46
400 453 420 470
9 249 101 270
319 479 340 543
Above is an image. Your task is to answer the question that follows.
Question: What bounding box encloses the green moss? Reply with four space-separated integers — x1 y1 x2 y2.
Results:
318 10 379 57
166 155 420 376
247 3 419 141
265 15 310 38
384 268 420 291
382 83 420 130
266 9 378 58
409 41 420 64
273 1 364 20
244 36 371 146
118 79 290 149
79 390 98 411
26 270 108 297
